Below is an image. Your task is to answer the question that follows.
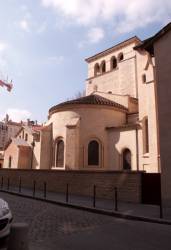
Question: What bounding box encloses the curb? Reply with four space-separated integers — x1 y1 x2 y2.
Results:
1 189 171 226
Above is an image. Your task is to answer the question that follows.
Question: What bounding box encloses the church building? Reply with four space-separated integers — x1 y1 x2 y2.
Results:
3 27 161 173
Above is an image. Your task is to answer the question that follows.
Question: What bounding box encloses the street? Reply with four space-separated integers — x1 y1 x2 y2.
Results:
1 192 171 250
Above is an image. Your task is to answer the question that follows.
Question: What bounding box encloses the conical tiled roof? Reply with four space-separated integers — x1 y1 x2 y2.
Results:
49 94 128 115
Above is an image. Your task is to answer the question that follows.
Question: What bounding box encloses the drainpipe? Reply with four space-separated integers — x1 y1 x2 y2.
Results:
136 126 139 171
152 58 161 173
31 140 35 169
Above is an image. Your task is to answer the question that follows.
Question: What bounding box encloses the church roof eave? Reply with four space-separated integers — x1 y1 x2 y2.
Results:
49 94 128 117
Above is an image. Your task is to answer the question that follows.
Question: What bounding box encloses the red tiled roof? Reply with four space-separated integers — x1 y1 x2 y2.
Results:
32 125 43 132
49 94 128 115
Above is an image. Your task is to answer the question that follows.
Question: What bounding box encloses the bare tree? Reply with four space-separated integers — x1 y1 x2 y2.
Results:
74 90 86 99
66 90 86 101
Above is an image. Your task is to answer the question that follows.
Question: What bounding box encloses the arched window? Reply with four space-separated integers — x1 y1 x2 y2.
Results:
101 61 106 73
55 139 64 167
110 56 117 70
123 149 131 170
88 140 99 166
94 63 100 76
8 156 12 168
118 52 124 62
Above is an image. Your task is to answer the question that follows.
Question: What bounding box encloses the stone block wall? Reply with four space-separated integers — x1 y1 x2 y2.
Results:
0 169 142 203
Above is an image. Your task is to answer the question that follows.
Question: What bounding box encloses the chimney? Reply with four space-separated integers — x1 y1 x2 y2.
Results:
27 119 30 126
5 114 9 123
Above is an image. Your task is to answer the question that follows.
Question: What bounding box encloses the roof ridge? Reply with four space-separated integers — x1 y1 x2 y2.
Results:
85 36 141 62
134 22 171 53
49 94 128 116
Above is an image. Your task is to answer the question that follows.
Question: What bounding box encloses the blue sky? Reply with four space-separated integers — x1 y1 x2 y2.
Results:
0 0 170 123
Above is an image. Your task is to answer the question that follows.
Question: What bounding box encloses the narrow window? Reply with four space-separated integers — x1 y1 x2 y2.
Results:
22 130 24 139
55 140 64 167
110 56 117 70
94 63 100 76
101 61 106 73
142 74 146 83
123 149 131 170
88 140 99 165
8 156 12 168
25 133 28 141
144 117 149 153
118 52 124 62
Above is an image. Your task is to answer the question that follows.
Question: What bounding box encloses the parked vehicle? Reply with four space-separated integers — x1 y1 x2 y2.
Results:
0 198 12 238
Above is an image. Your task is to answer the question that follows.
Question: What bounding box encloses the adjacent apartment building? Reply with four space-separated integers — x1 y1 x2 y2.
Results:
0 115 22 150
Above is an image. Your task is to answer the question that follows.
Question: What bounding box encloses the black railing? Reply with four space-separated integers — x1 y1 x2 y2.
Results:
0 176 163 219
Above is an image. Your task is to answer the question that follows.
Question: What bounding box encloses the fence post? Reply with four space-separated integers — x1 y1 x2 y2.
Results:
7 177 10 191
114 187 118 211
66 183 69 203
159 194 163 219
19 177 21 193
44 182 47 199
1 176 3 189
33 181 36 197
93 185 96 208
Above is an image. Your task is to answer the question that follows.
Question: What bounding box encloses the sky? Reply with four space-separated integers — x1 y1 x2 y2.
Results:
0 0 171 123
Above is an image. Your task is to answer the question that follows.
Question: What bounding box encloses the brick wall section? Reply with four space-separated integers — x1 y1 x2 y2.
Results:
0 169 142 202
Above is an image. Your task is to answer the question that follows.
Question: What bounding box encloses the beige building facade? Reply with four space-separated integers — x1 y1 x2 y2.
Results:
135 23 171 207
4 30 162 173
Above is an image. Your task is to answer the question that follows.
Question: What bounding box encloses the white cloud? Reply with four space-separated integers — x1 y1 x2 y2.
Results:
0 42 9 75
37 22 47 34
87 27 104 43
78 27 104 48
0 42 8 52
0 109 32 122
47 55 64 64
19 19 30 32
41 0 171 33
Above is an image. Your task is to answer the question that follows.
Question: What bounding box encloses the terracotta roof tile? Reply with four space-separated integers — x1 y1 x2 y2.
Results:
49 94 128 115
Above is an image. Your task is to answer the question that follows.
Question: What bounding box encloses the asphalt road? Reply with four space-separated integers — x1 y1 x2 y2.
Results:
1 192 171 250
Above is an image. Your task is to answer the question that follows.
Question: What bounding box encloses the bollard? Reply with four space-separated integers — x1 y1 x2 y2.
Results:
7 223 29 250
1 176 3 189
66 183 69 203
7 177 10 191
44 182 47 199
114 187 118 211
33 181 36 197
159 198 163 219
19 177 21 193
93 185 96 208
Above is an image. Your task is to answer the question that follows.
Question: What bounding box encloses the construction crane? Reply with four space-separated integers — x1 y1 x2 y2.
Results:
0 77 13 92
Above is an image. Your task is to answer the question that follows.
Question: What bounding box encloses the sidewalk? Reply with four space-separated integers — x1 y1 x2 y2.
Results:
1 185 171 224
